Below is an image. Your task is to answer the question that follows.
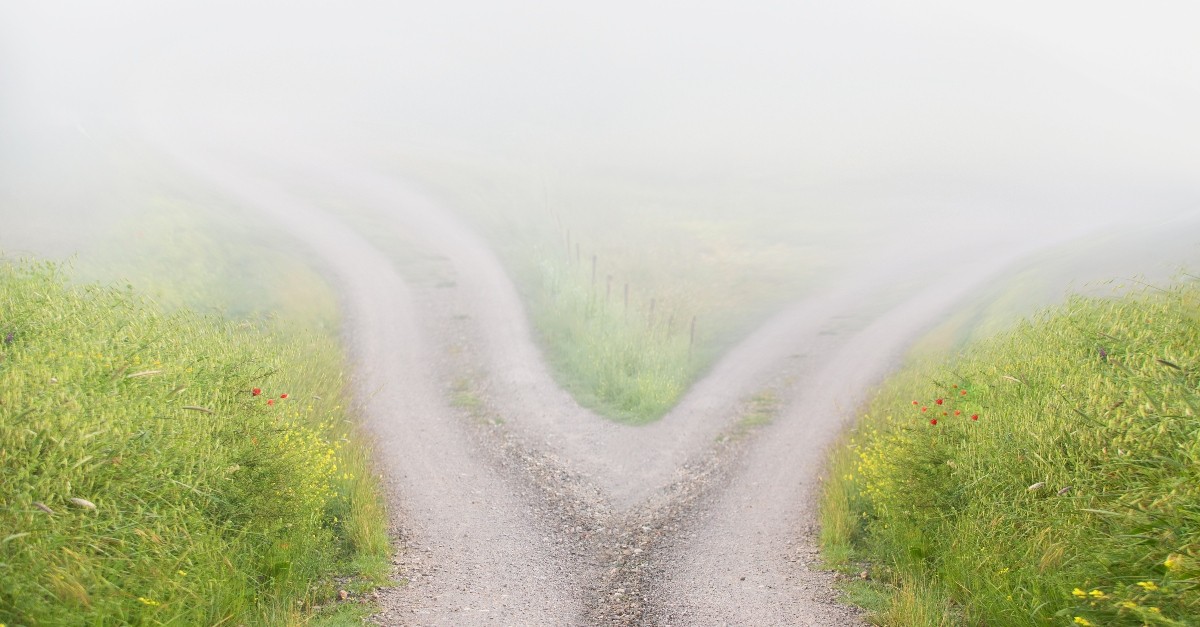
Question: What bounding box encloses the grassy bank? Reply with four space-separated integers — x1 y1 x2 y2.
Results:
1 137 389 624
821 280 1199 625
0 261 388 625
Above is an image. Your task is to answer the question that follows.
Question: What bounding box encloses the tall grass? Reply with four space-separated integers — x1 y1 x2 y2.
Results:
822 280 1200 625
0 261 387 625
529 258 700 423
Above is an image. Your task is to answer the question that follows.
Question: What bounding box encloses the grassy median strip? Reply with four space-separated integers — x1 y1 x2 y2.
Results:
822 280 1199 625
0 260 387 625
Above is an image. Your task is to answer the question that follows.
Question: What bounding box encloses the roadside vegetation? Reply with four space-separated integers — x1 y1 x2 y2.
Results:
821 280 1199 625
0 141 389 624
0 261 387 625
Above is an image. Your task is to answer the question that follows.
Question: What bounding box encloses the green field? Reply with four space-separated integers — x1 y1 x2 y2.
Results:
821 280 1200 625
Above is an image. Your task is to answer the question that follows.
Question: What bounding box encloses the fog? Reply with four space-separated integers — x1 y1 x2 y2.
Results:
3 1 1199 259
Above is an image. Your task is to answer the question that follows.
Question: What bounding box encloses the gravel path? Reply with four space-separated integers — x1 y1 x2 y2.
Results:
168 151 584 624
167 142 1096 625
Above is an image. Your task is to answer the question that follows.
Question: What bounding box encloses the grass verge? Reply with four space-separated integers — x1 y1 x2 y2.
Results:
821 280 1199 625
0 260 388 625
0 136 393 623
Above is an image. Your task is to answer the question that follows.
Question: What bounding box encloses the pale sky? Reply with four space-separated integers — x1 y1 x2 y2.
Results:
3 0 1198 220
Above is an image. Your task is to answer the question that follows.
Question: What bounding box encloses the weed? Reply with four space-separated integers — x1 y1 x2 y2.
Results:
725 390 780 441
450 377 484 411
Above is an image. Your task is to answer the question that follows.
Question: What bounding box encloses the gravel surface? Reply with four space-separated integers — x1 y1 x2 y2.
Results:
168 142 1094 625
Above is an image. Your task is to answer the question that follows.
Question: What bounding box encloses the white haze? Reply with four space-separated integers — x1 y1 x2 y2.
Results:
3 1 1199 234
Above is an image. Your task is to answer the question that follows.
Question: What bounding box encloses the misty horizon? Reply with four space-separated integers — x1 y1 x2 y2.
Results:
3 1 1199 229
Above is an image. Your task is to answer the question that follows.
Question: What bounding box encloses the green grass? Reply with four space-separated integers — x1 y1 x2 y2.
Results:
821 280 1200 626
724 390 780 441
524 257 701 423
0 261 388 625
0 139 390 624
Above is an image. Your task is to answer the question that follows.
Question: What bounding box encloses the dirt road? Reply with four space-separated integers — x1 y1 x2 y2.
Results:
168 143 1096 625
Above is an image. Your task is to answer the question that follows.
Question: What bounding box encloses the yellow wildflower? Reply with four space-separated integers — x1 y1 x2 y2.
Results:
137 597 160 606
1088 589 1106 599
1119 601 1138 610
1073 617 1093 626
1072 588 1088 598
1149 607 1161 614
177 570 187 577
1164 554 1183 571
1136 581 1159 591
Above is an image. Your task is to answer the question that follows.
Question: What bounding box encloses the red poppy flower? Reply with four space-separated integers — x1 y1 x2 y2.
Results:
921 406 927 412
935 398 944 405
912 400 918 405
252 388 262 396
960 390 967 396
267 399 275 406
943 412 948 416
280 393 288 399
952 384 958 389
930 419 938 425
971 414 978 421
954 410 961 416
